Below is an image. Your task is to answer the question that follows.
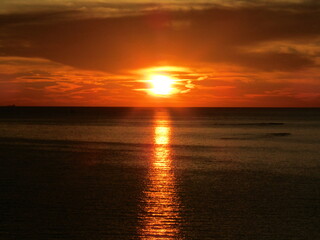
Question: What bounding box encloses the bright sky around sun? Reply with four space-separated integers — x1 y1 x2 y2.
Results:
0 0 320 106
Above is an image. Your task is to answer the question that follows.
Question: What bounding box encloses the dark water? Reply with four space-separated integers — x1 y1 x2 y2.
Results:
0 107 319 239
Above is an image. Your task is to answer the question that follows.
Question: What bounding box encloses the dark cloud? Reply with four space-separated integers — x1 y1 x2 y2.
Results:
204 51 314 71
1 3 319 72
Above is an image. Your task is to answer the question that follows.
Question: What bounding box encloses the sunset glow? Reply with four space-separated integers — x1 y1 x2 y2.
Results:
139 113 181 239
149 75 176 96
1 0 320 238
1 1 320 106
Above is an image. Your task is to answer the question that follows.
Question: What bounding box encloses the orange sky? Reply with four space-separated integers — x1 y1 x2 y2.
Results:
0 0 320 107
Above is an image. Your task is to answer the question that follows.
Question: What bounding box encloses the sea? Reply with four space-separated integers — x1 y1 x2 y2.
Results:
0 107 319 240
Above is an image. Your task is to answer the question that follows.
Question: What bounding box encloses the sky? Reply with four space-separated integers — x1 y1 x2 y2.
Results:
0 0 320 107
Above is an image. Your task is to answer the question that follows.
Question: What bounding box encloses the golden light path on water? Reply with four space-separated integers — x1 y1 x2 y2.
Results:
138 112 182 239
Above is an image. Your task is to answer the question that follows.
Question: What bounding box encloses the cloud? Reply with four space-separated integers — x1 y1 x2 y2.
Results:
1 1 320 106
0 56 148 106
0 3 319 73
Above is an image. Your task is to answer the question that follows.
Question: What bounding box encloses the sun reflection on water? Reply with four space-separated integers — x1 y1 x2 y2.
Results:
138 112 182 239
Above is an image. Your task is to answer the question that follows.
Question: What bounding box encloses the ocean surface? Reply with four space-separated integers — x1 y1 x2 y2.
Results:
0 107 319 240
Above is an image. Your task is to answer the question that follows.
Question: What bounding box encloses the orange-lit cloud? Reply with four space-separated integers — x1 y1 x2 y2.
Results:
1 1 320 106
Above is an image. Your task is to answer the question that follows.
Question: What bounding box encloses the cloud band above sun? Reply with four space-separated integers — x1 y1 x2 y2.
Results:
0 0 320 106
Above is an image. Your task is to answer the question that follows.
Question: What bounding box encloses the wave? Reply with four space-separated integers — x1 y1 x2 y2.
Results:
0 119 285 128
220 132 291 140
0 137 255 152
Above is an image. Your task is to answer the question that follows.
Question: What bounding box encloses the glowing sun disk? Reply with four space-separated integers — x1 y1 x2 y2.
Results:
149 75 174 95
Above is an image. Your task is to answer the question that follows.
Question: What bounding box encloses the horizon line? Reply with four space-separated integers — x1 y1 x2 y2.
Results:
1 106 319 108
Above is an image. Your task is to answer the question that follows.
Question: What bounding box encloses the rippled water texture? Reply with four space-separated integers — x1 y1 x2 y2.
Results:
0 107 319 239
138 115 183 239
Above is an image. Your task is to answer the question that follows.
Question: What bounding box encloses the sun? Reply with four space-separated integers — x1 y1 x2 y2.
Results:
149 74 175 95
